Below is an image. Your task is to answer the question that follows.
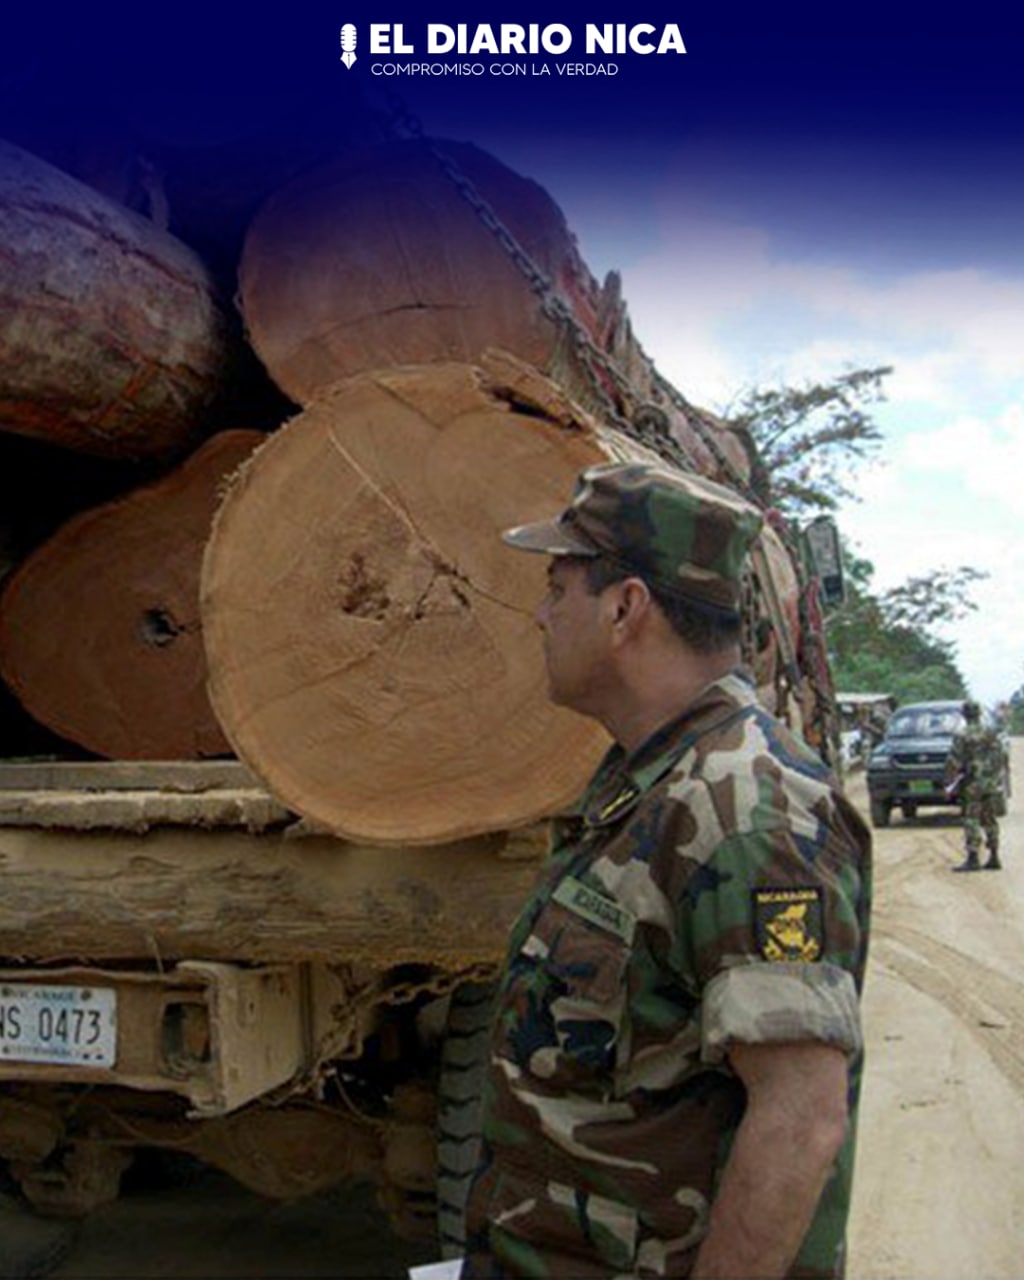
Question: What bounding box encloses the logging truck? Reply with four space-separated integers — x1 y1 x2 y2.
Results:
0 129 841 1259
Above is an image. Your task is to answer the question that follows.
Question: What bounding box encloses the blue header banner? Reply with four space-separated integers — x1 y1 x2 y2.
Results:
4 3 1021 151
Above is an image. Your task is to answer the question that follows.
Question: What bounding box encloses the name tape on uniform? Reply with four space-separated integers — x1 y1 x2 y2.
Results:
553 876 636 944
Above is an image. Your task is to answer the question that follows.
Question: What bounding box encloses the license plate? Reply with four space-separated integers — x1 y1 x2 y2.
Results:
0 985 116 1067
908 780 934 795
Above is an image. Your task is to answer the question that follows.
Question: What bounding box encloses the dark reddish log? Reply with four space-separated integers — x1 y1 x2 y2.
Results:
202 358 621 845
0 140 230 460
0 431 264 759
239 140 751 484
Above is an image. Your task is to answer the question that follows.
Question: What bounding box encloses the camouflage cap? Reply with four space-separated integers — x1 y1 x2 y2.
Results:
503 462 764 617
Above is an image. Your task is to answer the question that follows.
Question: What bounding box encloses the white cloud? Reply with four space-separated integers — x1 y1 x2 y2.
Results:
615 212 1024 704
620 216 1024 412
883 352 968 410
892 404 1024 506
838 421 1022 703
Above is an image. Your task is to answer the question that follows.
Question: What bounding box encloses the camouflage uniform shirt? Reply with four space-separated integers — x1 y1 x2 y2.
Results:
464 671 872 1279
947 721 1005 855
947 722 1005 801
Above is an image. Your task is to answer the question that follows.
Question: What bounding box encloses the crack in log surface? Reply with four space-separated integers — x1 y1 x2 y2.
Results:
337 553 391 620
487 383 578 427
283 303 472 359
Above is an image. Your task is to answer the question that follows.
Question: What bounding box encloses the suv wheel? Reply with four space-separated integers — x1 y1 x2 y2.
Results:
870 797 892 828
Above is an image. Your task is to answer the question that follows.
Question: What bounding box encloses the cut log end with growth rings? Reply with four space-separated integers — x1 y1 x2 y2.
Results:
201 357 636 845
0 431 266 759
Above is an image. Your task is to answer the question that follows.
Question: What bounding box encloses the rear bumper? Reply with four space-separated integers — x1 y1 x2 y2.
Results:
0 962 306 1117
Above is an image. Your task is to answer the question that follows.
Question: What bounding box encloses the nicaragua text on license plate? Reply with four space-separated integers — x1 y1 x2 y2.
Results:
0 985 116 1067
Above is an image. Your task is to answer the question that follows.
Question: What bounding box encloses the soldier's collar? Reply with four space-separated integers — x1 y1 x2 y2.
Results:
579 671 758 829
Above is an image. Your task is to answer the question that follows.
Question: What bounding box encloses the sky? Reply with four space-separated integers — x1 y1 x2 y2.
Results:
3 3 1022 705
386 14 1024 708
546 147 1024 708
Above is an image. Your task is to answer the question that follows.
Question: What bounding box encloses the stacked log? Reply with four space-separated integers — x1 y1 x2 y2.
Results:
0 140 229 461
0 134 820 838
202 357 623 843
200 354 806 843
238 140 752 484
0 431 263 759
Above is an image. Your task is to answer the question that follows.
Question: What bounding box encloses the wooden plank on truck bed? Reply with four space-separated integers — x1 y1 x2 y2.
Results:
0 760 260 793
0 787 293 832
0 824 548 965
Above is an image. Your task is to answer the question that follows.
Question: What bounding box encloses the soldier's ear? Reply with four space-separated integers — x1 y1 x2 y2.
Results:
608 578 652 635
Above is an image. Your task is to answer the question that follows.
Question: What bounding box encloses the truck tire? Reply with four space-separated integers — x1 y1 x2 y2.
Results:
437 980 497 1259
870 797 892 828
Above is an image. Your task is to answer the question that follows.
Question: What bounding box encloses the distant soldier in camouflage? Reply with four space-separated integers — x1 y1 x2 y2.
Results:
463 463 872 1278
947 699 1004 871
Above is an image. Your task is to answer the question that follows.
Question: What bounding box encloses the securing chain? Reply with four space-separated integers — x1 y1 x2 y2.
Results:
273 960 500 1106
381 92 703 474
651 371 762 504
369 961 499 1013
379 93 839 763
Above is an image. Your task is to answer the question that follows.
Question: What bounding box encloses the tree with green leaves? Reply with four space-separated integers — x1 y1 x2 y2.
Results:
825 540 983 704
728 365 986 704
725 366 891 516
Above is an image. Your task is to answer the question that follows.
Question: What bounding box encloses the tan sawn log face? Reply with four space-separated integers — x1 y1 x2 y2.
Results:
202 360 617 845
0 430 265 759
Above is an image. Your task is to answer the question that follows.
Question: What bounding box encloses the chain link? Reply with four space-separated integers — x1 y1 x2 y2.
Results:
316 961 497 1068
264 960 499 1108
374 961 499 1012
382 93 705 474
379 92 839 762
382 90 762 499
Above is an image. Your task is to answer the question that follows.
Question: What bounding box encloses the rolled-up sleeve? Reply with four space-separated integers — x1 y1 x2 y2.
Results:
677 823 868 1063
701 960 862 1063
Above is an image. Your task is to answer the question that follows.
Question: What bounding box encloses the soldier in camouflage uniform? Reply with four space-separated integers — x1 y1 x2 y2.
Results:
947 699 1004 871
463 462 872 1279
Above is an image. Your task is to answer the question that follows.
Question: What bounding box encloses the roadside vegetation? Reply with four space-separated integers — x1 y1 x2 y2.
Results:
1006 683 1024 736
725 367 984 705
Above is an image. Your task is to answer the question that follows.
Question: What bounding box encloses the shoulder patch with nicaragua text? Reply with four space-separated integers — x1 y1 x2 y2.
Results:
752 887 824 962
552 876 636 944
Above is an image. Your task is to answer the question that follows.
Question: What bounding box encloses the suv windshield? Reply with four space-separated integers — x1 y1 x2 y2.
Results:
887 708 963 738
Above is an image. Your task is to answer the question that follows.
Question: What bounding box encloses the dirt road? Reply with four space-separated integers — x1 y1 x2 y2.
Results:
53 741 1024 1278
847 737 1024 1278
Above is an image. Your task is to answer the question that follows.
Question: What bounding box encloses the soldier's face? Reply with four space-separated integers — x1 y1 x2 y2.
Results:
535 559 614 711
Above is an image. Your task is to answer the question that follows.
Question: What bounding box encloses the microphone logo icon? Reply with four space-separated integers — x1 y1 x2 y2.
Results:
340 25 357 68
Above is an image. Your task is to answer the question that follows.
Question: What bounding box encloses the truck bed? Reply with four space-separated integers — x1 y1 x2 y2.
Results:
0 761 543 967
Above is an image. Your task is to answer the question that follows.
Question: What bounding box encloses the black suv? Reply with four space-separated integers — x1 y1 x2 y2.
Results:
867 700 965 827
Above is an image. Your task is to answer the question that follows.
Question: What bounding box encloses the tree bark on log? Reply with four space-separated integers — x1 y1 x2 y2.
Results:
202 356 659 845
0 140 230 460
239 139 751 484
0 430 264 759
